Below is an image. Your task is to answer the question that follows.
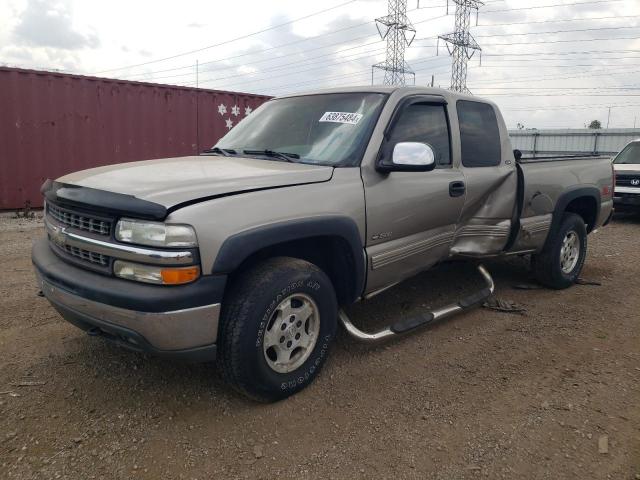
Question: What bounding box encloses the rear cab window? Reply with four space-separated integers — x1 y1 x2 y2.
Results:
457 100 502 168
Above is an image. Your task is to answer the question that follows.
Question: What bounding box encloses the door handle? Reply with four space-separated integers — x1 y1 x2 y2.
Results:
449 181 466 197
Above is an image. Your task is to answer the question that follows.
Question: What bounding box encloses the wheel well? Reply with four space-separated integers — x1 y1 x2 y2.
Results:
233 236 360 305
564 196 598 232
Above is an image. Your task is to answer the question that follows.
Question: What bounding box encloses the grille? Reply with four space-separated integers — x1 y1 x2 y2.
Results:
62 245 111 267
47 203 112 235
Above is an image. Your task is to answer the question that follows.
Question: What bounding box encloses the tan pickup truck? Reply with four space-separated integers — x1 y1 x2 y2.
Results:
33 87 614 401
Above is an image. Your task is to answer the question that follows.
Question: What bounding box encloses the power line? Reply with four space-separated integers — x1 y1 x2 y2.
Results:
477 14 640 28
120 23 380 80
469 64 640 86
188 46 388 88
151 39 385 84
482 49 640 58
503 102 640 112
107 7 447 80
92 0 358 74
170 45 633 96
110 1 632 84
475 58 640 66
126 13 449 87
263 58 454 95
112 0 638 96
474 25 640 38
174 43 640 95
478 86 640 91
417 34 640 47
194 54 452 91
126 13 449 83
482 0 624 14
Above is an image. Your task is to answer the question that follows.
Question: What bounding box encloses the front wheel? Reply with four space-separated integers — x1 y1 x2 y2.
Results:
218 257 338 402
532 213 587 289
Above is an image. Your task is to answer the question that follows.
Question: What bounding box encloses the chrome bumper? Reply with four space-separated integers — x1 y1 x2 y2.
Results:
38 273 220 352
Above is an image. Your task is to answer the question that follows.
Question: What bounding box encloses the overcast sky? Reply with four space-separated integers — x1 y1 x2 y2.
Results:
2 0 640 129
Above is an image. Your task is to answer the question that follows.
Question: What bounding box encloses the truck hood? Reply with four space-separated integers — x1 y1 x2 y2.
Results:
57 156 334 208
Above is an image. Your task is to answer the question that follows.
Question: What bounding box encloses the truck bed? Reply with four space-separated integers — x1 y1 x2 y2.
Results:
507 154 614 254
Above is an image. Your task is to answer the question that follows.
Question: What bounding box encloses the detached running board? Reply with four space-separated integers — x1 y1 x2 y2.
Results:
339 264 495 343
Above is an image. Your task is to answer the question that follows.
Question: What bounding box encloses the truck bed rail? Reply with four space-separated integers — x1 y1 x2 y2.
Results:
518 154 611 163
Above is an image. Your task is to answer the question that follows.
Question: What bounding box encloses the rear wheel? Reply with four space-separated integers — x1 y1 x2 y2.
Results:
218 257 338 402
532 213 587 289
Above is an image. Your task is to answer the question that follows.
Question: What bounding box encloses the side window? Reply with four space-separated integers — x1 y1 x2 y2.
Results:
457 100 501 168
388 103 451 167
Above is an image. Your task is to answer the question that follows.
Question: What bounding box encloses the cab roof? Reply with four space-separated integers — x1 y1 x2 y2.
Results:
275 85 494 108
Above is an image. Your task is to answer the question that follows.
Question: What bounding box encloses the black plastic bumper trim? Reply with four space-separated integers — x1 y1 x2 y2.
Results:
32 237 226 313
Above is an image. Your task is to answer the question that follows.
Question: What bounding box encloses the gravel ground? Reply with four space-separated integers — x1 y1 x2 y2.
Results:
0 213 638 479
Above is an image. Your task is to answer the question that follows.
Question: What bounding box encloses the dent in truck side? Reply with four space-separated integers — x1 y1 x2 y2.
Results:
360 91 519 293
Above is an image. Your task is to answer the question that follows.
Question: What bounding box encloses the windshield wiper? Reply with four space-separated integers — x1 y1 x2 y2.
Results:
243 149 300 162
202 147 237 156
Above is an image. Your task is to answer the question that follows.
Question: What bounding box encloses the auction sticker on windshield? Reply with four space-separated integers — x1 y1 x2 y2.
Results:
319 112 363 125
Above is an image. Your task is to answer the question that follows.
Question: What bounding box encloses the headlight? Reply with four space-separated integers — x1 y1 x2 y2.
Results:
115 218 197 248
114 260 200 285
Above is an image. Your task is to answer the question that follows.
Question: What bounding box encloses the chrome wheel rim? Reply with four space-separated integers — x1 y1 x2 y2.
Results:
560 231 580 274
262 293 319 374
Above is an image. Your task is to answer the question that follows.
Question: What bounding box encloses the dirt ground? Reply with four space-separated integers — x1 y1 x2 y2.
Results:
0 213 638 480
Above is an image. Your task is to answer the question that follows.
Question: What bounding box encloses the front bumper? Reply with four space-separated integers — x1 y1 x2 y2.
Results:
613 191 640 209
32 238 225 362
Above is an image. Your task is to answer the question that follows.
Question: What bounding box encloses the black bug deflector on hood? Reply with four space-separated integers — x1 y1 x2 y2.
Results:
41 180 167 220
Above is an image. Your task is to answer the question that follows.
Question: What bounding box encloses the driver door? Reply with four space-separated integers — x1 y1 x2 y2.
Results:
362 96 466 294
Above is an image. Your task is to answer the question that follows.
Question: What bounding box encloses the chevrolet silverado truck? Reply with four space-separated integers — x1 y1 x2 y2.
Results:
613 139 640 212
33 87 614 401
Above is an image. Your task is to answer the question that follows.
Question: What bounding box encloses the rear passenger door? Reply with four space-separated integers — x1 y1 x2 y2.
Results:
451 100 518 255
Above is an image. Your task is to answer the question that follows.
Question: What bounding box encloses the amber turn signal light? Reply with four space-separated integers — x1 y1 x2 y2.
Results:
160 266 200 285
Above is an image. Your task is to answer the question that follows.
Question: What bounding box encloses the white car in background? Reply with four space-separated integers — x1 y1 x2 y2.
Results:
613 140 640 213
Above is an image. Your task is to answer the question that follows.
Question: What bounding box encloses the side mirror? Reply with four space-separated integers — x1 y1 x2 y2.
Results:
513 149 522 161
377 142 436 172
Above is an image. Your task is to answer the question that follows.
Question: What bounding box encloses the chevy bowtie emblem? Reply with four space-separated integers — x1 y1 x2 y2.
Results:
631 179 640 186
50 224 67 248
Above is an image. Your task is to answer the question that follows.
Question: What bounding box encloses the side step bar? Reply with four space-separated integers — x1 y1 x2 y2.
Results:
339 264 494 343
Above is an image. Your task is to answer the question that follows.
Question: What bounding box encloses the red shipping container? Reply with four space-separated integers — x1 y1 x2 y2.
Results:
0 67 271 210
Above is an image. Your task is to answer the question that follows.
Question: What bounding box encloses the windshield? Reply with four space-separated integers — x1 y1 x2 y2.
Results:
215 93 387 166
614 142 640 164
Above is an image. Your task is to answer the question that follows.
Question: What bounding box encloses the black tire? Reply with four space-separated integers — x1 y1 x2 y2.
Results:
218 257 338 402
532 213 587 289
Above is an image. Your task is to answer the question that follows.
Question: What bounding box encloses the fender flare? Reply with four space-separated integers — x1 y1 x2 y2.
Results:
212 216 366 301
546 186 601 247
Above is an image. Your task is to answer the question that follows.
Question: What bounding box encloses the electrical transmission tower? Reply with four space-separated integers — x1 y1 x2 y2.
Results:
371 0 416 86
438 0 483 93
